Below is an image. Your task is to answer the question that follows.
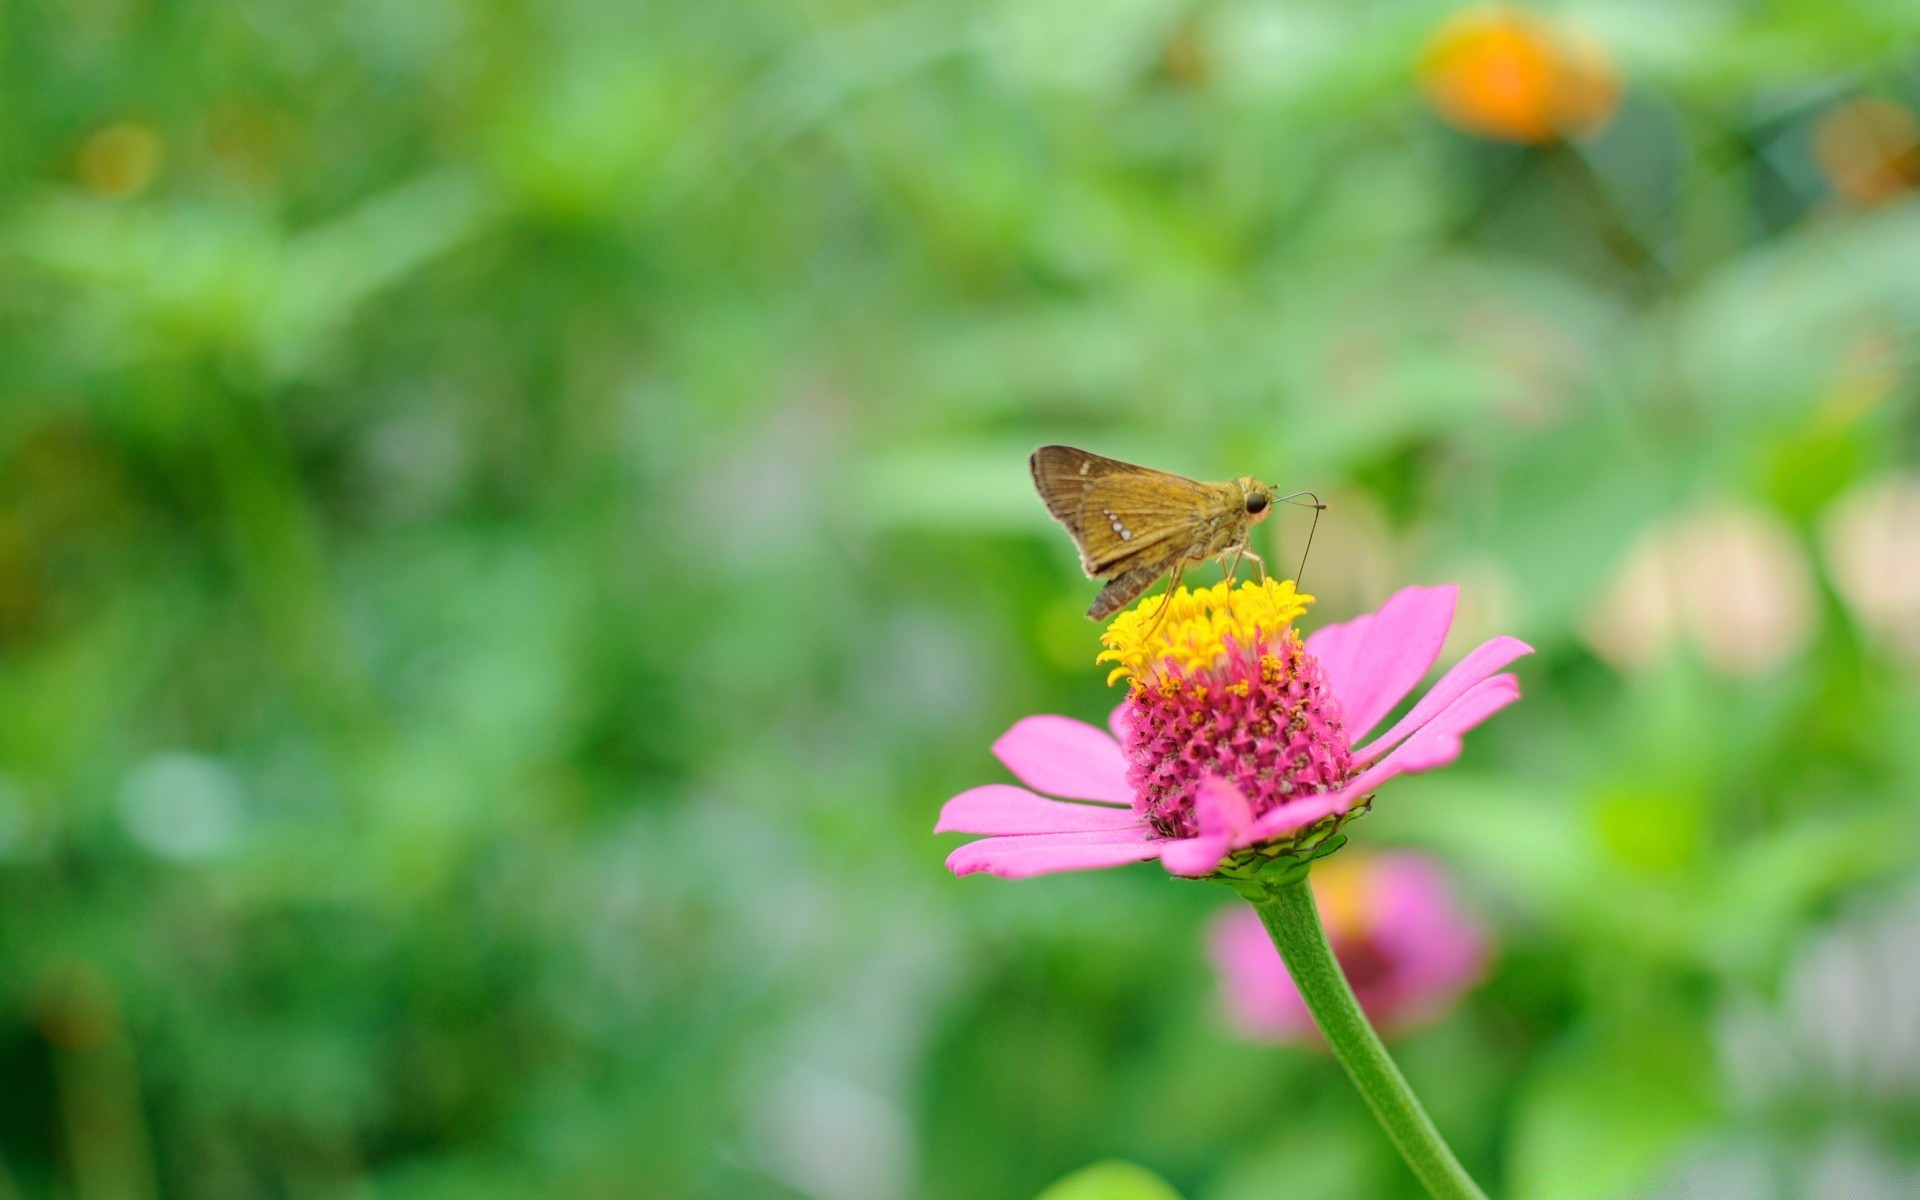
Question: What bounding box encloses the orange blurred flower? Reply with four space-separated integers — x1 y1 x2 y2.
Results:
1813 97 1920 205
74 121 163 198
1419 5 1620 143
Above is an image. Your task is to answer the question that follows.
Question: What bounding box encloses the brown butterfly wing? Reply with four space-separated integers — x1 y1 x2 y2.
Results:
1030 445 1215 577
1087 555 1181 619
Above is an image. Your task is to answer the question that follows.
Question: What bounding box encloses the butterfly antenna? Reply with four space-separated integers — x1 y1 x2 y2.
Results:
1274 491 1327 590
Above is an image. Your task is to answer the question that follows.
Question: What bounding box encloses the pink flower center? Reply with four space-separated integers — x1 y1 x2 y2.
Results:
1120 636 1352 839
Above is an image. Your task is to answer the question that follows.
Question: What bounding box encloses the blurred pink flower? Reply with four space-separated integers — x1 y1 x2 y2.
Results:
936 581 1529 879
1208 852 1490 1041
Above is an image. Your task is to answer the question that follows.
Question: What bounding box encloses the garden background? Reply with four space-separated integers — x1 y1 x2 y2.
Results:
3 1 1920 1196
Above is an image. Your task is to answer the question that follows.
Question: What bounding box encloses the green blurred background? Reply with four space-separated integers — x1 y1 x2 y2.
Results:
5 1 1920 1196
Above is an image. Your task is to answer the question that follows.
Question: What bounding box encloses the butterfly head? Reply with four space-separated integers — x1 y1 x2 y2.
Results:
1235 477 1273 524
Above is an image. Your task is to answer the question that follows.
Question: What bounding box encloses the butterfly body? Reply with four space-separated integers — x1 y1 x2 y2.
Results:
1029 445 1274 619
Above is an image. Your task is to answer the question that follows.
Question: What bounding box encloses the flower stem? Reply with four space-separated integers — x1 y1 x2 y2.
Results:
1248 879 1489 1200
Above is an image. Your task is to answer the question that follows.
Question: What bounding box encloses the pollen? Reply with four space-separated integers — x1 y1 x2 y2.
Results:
1098 577 1313 687
1095 578 1349 840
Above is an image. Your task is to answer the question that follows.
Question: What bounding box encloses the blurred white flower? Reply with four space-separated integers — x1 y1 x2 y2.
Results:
1718 880 1920 1113
1654 1130 1920 1200
1585 504 1817 676
1654 882 1920 1197
1821 473 1920 662
116 753 244 860
751 1067 913 1200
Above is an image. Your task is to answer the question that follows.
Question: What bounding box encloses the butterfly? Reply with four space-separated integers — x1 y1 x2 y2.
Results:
1031 445 1319 620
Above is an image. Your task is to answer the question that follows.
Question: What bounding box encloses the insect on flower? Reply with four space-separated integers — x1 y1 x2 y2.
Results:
935 578 1531 879
1030 445 1323 620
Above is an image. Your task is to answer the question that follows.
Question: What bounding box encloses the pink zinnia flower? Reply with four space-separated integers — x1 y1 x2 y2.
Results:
936 579 1530 879
1208 851 1491 1041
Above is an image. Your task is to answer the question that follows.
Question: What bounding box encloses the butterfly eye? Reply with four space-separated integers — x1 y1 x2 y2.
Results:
1244 493 1269 515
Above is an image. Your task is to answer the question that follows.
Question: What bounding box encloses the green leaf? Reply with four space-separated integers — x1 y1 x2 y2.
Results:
1506 1015 1718 1192
1035 1160 1183 1200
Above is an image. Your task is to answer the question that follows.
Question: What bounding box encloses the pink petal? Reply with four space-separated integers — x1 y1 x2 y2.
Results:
1243 778 1371 842
1317 585 1459 741
1108 703 1129 744
1159 778 1255 876
1160 833 1234 877
1303 612 1373 705
1195 777 1254 838
1347 674 1520 792
1242 673 1520 845
992 716 1132 805
945 828 1159 878
935 785 1142 835
1353 636 1533 765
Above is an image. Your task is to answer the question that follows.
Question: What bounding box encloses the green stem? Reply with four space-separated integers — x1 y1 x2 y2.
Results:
1248 879 1488 1200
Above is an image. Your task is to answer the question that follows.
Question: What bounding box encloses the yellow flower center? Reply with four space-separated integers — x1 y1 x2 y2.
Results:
1096 577 1313 687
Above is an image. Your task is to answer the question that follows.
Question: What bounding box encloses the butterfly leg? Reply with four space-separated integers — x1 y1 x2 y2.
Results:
1240 549 1267 583
1223 543 1245 583
1142 562 1185 640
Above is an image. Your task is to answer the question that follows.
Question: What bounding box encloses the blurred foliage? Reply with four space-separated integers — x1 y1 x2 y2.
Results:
1035 1161 1183 1200
2 0 1920 1198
